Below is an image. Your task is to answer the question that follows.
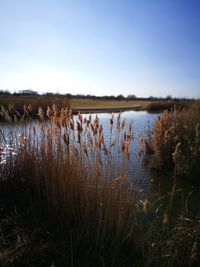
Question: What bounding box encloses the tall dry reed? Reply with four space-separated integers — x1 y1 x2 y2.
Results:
144 101 200 183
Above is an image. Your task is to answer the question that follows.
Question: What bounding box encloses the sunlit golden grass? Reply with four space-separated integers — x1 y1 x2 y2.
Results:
1 105 200 266
144 100 200 183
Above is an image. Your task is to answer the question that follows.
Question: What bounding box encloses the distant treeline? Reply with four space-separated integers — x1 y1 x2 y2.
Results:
0 89 194 101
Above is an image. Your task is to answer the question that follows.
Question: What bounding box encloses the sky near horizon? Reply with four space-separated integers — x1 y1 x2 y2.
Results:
0 0 199 98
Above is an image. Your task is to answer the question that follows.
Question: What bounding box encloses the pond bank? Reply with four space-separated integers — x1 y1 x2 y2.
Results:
71 105 142 113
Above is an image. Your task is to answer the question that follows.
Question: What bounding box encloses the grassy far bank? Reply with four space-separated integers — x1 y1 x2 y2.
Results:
0 105 200 266
71 98 154 110
0 95 188 116
0 95 147 107
0 95 149 109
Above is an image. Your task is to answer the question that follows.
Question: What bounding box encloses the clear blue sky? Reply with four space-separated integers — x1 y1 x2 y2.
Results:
0 0 199 97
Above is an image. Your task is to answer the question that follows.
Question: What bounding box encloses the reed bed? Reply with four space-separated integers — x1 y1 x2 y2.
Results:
0 96 71 121
144 100 200 183
145 100 191 113
0 105 200 266
145 101 176 112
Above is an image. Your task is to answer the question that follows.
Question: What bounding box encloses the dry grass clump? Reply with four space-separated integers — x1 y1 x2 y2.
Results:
145 101 176 112
139 213 200 266
165 216 200 266
144 101 200 182
0 96 70 121
145 100 190 113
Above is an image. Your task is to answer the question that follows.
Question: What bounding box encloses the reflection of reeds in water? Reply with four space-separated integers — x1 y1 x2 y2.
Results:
1 104 200 266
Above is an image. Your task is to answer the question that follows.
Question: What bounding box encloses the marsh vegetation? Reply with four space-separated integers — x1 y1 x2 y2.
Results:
145 101 200 183
0 101 200 266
